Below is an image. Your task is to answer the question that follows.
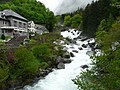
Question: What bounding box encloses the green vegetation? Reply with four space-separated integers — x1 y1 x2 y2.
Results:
0 31 65 89
0 0 56 32
64 13 82 28
73 0 120 90
1 34 5 40
82 0 111 37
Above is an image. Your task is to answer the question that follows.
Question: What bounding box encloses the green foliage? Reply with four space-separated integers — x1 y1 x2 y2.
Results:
74 14 120 90
39 62 49 69
32 44 52 62
11 48 39 79
64 15 71 27
0 61 9 88
71 14 82 28
1 34 5 40
0 0 56 32
82 0 111 37
64 14 82 28
73 70 106 90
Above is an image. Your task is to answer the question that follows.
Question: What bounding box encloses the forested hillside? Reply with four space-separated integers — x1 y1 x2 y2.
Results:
0 0 56 32
0 0 10 3
73 0 120 90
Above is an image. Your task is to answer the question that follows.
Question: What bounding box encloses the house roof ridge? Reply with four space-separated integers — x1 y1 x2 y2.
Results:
2 9 28 21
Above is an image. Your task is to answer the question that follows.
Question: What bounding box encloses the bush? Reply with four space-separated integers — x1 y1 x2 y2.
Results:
11 48 39 80
32 44 53 62
0 61 9 89
1 34 5 40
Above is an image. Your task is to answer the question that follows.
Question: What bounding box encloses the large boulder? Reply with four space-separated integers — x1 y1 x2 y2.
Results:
78 47 83 50
82 44 87 48
72 50 79 53
57 63 65 69
63 59 72 63
80 65 89 69
70 52 75 57
63 52 70 59
55 56 64 64
86 51 94 56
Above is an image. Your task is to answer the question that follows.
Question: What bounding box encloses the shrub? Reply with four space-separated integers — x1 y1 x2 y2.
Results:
1 34 5 40
32 44 53 62
11 48 39 79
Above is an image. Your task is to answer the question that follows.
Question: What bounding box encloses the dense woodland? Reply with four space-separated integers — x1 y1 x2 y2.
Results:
73 0 120 90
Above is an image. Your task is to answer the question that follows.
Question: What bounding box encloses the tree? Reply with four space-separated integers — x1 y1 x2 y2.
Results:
73 14 120 90
82 0 111 37
71 14 82 28
64 15 71 27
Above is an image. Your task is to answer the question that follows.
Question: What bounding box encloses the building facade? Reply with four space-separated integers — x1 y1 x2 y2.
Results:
0 9 48 37
0 9 28 36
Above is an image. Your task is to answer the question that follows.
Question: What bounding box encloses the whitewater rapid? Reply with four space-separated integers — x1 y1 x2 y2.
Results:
23 29 93 90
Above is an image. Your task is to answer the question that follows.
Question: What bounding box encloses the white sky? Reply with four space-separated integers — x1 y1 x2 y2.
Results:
37 0 62 12
37 0 97 15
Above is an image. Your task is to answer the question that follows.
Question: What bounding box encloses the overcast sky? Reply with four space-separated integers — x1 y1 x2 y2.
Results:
37 0 97 15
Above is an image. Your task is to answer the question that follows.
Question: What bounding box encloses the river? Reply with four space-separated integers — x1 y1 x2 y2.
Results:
23 29 93 90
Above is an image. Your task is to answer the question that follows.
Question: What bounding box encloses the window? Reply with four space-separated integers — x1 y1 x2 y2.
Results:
14 20 17 27
19 22 22 28
23 23 26 28
2 30 4 33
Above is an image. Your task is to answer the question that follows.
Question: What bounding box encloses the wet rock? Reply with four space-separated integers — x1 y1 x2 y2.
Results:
74 29 77 32
81 65 89 69
88 42 95 48
63 59 72 63
57 63 65 69
70 52 75 57
55 56 64 64
82 44 87 48
86 51 94 56
70 46 74 49
78 47 83 50
81 37 89 41
63 52 70 59
77 32 80 35
72 50 79 53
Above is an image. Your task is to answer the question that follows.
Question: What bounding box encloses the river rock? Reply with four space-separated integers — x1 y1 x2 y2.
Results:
55 56 64 64
70 52 75 57
86 51 94 56
63 59 72 63
72 50 79 53
63 52 70 59
82 44 87 48
81 37 89 41
78 47 83 50
88 42 95 48
57 63 65 69
80 65 89 69
70 46 74 49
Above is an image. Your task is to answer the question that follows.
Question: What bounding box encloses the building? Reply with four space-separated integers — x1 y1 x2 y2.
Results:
28 21 48 35
28 21 36 33
35 24 48 35
0 9 28 36
0 9 48 37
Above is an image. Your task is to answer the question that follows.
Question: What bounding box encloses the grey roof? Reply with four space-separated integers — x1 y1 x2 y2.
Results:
0 9 28 21
35 24 47 31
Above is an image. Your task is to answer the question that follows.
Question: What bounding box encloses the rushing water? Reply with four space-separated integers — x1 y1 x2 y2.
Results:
23 29 93 90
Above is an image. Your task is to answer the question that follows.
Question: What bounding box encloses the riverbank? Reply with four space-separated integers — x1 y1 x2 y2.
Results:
23 29 96 90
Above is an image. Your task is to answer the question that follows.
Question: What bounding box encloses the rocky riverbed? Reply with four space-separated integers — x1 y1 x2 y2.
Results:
23 29 97 90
